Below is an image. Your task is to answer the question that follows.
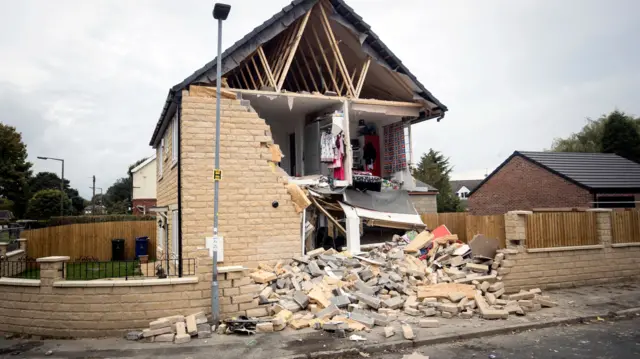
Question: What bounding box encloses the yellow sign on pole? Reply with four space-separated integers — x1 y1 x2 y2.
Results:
214 169 222 181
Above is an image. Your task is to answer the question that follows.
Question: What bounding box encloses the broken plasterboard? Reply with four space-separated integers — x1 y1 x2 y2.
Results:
205 236 224 262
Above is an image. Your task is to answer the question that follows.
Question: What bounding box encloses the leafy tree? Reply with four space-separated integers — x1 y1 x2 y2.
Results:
0 198 14 212
0 124 32 218
412 149 462 212
106 177 132 214
25 189 72 219
601 111 640 163
29 172 85 215
550 110 640 153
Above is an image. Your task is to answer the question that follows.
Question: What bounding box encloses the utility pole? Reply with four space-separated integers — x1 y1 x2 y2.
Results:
92 176 96 214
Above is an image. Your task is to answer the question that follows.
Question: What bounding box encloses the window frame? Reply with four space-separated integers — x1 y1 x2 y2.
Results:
171 210 179 257
171 114 178 165
158 139 164 179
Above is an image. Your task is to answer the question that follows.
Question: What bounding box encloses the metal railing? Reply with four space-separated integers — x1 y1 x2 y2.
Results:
0 258 40 279
62 258 196 280
0 224 23 243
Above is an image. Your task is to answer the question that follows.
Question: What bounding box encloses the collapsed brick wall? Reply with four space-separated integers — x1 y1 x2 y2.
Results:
500 211 640 292
468 156 593 215
179 89 301 269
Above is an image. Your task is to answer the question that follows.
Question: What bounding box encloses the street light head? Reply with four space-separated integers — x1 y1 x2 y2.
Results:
213 3 231 20
37 156 48 160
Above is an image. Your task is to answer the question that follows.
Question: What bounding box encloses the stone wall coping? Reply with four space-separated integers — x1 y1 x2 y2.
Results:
611 242 640 248
0 242 7 247
0 278 41 287
508 210 533 215
586 208 613 212
17 238 27 242
5 249 25 258
36 256 70 263
218 266 248 273
52 276 198 288
527 244 604 253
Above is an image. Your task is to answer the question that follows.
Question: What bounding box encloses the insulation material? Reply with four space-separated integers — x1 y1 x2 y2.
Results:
287 183 311 213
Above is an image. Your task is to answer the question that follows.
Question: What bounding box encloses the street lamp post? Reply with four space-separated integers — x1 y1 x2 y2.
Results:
211 2 231 329
37 156 65 217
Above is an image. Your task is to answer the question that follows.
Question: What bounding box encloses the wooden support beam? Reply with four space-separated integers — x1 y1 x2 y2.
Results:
244 62 258 90
257 46 277 88
234 73 244 89
310 195 346 235
299 47 319 92
304 38 326 91
268 31 289 70
312 25 340 95
273 22 299 81
290 68 302 92
355 57 371 98
251 56 265 88
239 66 251 89
294 58 310 92
276 8 313 91
318 4 355 96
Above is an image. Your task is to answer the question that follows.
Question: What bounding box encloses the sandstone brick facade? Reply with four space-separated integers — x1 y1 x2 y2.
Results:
409 194 437 213
468 156 593 215
500 210 640 292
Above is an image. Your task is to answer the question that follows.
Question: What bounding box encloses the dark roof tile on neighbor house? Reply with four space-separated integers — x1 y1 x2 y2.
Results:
471 151 640 196
450 179 483 194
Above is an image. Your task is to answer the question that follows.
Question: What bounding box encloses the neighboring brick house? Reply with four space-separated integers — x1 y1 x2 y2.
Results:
147 0 447 317
408 179 438 213
130 155 157 215
450 179 482 200
468 151 640 215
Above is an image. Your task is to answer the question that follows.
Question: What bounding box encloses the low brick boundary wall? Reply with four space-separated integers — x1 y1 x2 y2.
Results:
0 256 262 338
499 209 640 292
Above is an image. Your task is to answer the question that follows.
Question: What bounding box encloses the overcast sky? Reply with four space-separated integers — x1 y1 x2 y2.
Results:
1 0 639 198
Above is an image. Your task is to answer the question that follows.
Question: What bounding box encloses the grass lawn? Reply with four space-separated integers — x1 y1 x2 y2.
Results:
12 261 145 280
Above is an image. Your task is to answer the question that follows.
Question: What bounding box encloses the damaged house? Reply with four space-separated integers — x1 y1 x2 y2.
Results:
149 0 448 274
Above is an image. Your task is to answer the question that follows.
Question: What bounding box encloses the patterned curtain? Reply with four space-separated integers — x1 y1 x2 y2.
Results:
383 122 407 176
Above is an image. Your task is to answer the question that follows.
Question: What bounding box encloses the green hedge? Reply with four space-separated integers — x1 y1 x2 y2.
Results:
47 215 156 227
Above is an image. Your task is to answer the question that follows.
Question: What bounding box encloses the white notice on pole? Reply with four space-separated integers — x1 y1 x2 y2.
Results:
205 236 224 262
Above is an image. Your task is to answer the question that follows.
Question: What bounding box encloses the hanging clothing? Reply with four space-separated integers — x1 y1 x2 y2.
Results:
320 131 335 162
363 141 376 166
383 122 407 175
332 134 345 180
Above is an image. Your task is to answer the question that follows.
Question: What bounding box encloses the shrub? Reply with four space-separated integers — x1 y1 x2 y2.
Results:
25 190 73 220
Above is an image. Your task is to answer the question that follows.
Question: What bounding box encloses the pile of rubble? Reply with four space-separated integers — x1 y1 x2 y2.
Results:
223 227 557 337
129 312 211 343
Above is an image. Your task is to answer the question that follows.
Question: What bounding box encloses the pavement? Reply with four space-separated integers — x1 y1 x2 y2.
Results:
1 281 640 359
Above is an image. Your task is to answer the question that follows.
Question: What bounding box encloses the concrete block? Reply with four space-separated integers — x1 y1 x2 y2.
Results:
366 311 390 326
259 286 273 301
419 319 440 328
505 291 535 301
126 331 143 341
480 281 491 293
272 317 286 331
290 319 310 329
355 280 377 296
330 295 351 309
256 322 274 333
142 326 173 338
308 261 324 276
359 268 374 281
293 291 310 309
421 308 437 317
493 288 505 299
355 291 381 309
486 292 496 305
466 263 489 273
529 288 542 295
323 321 348 331
439 303 459 314
460 310 474 319
186 315 197 336
175 333 191 344
404 307 421 316
537 298 558 307
197 330 212 339
349 311 375 328
149 319 171 330
440 311 454 318
246 307 269 317
488 282 504 292
384 326 396 338
154 333 175 342
175 321 187 336
402 324 415 340
482 309 509 319
383 296 405 309
448 292 466 302
316 304 340 320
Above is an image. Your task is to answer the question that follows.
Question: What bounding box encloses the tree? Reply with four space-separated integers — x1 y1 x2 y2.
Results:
29 172 85 215
105 177 132 214
25 189 72 219
0 124 32 218
412 149 462 212
550 110 640 153
601 111 640 163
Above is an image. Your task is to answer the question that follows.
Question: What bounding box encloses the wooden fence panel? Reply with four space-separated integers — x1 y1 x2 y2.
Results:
525 212 598 248
466 215 506 248
611 210 640 244
22 221 157 261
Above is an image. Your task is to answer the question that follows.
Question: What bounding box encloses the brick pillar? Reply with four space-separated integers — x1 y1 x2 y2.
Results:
504 210 531 252
0 243 6 257
588 209 612 247
17 238 27 251
36 256 69 293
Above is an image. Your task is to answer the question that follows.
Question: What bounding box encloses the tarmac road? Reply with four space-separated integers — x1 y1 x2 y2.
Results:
367 315 640 359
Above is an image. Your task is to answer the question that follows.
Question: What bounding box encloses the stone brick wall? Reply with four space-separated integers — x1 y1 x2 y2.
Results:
156 112 178 261
179 88 301 269
499 210 640 292
409 194 437 214
468 156 593 215
0 256 260 338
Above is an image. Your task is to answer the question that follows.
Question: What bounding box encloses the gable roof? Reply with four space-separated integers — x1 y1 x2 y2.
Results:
470 151 640 196
130 154 156 174
450 180 482 193
149 0 448 146
412 179 438 193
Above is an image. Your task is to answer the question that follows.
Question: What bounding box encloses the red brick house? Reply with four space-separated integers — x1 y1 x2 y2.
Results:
468 151 640 215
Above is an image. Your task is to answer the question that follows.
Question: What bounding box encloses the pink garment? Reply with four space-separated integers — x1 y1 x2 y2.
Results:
332 134 345 180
